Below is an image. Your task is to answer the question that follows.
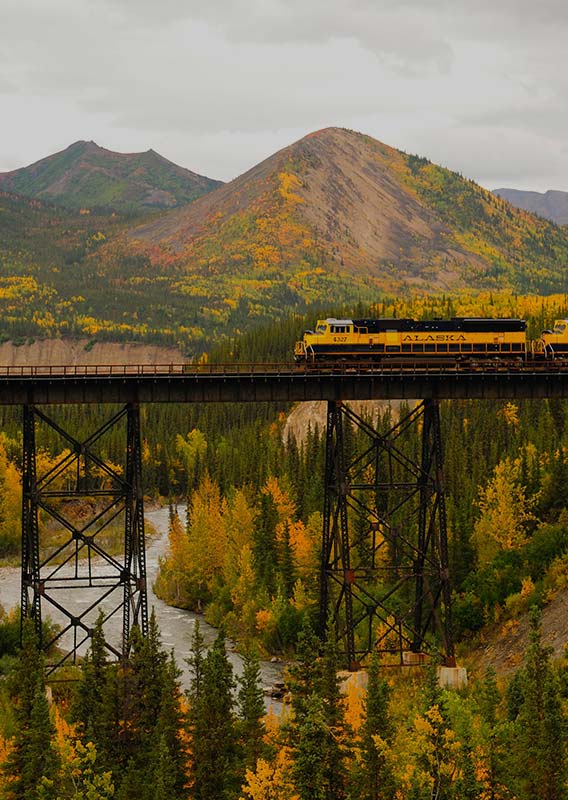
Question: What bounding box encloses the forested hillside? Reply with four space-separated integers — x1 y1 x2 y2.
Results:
0 141 222 213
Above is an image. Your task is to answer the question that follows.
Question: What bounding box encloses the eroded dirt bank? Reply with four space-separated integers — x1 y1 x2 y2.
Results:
0 338 185 367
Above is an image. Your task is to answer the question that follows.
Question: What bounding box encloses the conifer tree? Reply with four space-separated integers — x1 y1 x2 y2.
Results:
186 619 206 701
116 614 185 800
253 492 279 597
152 654 187 797
152 733 178 800
317 625 350 800
359 652 394 800
72 610 108 745
286 621 322 724
279 520 296 600
292 693 328 800
188 628 238 800
3 621 59 800
516 607 567 800
237 647 266 771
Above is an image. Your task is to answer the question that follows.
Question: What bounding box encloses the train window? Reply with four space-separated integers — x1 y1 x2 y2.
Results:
461 344 472 352
402 344 411 352
386 345 400 352
413 344 424 352
449 344 460 352
437 344 448 352
501 343 511 352
425 344 435 352
317 325 327 333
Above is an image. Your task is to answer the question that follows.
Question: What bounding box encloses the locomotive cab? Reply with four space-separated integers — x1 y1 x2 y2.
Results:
541 319 568 357
294 318 355 362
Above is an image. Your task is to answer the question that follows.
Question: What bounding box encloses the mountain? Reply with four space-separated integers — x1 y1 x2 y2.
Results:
493 188 568 226
128 127 568 294
0 141 222 214
3 127 568 353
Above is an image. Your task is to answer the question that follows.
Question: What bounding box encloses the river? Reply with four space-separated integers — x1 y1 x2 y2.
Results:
0 506 284 707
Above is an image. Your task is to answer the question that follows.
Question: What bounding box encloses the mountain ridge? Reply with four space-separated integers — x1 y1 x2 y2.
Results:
493 187 568 226
0 141 222 213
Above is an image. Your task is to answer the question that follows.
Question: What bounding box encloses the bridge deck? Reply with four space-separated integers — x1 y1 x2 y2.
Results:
0 361 567 403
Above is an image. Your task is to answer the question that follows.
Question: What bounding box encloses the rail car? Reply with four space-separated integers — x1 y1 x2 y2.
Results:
294 317 568 364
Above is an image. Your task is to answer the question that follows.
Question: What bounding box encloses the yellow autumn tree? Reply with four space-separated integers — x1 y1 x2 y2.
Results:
186 475 228 606
0 436 22 556
223 489 256 589
154 510 192 607
472 458 535 567
240 747 297 800
176 428 207 481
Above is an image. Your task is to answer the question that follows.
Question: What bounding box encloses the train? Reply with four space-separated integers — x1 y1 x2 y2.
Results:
293 317 568 363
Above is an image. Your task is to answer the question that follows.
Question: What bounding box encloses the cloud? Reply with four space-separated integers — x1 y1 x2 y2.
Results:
0 0 567 189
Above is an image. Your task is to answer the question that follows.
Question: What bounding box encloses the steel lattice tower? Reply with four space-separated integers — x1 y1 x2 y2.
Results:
320 399 454 670
21 403 148 673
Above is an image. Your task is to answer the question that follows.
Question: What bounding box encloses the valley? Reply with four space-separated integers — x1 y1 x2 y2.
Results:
1 126 568 800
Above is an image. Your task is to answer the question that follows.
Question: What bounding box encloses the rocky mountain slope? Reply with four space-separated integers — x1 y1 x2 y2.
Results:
493 187 568 226
0 141 222 213
128 127 568 294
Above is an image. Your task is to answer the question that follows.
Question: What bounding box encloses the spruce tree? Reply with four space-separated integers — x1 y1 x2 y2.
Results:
478 667 509 798
117 614 186 800
517 607 567 800
317 625 350 800
286 621 322 724
287 624 351 800
291 693 328 800
253 492 279 596
3 622 59 800
188 628 238 800
237 647 267 772
153 654 187 796
72 610 108 745
359 652 394 800
279 520 296 600
186 619 206 702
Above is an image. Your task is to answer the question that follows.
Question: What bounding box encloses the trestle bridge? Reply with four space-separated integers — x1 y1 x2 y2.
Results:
3 360 567 673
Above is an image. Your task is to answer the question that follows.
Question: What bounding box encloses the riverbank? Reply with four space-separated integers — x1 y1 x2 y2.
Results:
0 505 284 703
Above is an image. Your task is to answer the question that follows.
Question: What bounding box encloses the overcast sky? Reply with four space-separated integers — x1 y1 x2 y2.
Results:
2 0 567 191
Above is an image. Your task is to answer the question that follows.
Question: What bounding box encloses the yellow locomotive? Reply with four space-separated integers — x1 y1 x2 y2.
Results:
294 317 528 363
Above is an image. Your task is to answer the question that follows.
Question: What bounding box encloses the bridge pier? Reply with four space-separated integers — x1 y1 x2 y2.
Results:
320 399 454 670
20 404 148 673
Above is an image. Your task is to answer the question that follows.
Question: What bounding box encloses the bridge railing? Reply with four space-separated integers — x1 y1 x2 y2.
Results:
0 359 563 377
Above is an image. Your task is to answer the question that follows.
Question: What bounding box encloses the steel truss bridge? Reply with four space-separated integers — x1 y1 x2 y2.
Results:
5 360 568 673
